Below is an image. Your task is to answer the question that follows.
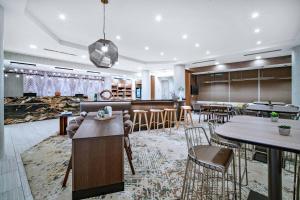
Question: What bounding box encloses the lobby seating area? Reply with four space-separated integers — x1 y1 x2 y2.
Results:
0 1 300 200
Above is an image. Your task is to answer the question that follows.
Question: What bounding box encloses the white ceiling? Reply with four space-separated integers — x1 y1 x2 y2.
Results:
1 0 300 72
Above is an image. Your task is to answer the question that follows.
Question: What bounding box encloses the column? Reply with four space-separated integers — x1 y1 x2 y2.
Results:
141 70 150 100
0 5 4 159
292 45 300 106
174 64 186 98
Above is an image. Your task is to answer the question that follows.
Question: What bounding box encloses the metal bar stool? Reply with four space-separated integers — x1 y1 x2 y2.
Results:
132 110 149 132
208 121 248 199
149 109 165 132
163 108 177 133
181 126 237 200
177 106 194 129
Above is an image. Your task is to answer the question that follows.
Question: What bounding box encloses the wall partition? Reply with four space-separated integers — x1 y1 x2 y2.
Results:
193 66 291 103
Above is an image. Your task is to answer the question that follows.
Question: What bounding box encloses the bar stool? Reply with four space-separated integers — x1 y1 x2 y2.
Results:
163 108 177 132
181 126 237 199
177 106 193 129
132 110 149 132
149 109 165 132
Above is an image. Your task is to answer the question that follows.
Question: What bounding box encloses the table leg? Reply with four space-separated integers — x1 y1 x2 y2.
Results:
268 148 282 200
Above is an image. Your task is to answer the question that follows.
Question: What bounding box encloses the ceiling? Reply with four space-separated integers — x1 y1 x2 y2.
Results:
1 0 300 72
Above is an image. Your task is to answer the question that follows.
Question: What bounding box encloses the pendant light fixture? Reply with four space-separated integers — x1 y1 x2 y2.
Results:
89 0 118 68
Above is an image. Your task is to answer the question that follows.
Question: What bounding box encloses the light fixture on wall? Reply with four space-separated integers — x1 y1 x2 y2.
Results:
89 0 118 68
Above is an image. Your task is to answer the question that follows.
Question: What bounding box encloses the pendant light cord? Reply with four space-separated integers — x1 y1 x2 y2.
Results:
103 2 106 40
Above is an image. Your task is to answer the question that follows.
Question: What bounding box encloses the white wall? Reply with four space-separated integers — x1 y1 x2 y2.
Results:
0 4 4 159
292 45 300 106
174 64 185 97
154 76 174 99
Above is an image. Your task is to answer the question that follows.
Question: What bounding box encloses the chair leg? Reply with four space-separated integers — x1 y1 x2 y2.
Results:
125 146 135 175
144 112 149 131
188 111 194 127
160 111 165 131
138 113 142 132
177 108 183 129
62 156 72 187
132 113 137 132
149 112 153 132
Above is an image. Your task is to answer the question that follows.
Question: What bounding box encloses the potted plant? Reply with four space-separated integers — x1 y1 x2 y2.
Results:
271 112 279 122
278 125 291 136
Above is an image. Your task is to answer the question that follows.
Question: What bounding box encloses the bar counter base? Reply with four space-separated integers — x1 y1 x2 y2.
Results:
72 182 124 200
247 190 267 200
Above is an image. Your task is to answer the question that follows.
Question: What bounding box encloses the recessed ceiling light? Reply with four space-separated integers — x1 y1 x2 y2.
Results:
160 52 164 56
215 62 220 65
144 46 149 50
29 44 37 49
59 14 66 21
256 56 261 60
81 55 87 59
182 34 188 40
155 15 162 22
251 12 260 19
256 41 262 45
16 74 20 78
206 50 210 55
254 28 260 33
4 74 8 77
173 57 177 61
195 43 200 48
116 35 121 40
115 61 119 65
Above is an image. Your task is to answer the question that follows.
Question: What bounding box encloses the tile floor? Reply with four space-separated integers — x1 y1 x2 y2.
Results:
0 119 59 200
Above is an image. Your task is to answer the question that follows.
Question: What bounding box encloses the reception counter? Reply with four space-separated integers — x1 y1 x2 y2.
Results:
4 96 87 125
4 97 185 125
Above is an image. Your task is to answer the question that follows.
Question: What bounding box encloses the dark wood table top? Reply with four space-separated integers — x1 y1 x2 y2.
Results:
73 111 124 139
215 116 300 153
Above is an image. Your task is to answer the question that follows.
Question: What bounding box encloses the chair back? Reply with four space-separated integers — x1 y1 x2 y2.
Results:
184 127 210 158
207 121 221 142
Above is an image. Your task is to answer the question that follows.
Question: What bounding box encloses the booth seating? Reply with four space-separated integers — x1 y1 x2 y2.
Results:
80 101 131 113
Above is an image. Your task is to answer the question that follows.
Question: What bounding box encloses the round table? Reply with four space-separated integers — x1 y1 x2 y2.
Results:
215 116 300 200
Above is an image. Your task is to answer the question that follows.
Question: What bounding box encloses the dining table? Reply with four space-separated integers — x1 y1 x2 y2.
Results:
215 115 300 200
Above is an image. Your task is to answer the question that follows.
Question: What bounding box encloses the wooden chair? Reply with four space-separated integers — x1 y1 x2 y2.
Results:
132 110 149 132
124 119 135 175
62 123 79 187
149 109 165 132
163 108 177 133
177 106 193 129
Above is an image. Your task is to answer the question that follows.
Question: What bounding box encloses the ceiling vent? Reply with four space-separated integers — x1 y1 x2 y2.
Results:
192 59 216 65
44 48 78 57
86 70 101 74
10 61 36 67
244 49 282 56
54 67 74 71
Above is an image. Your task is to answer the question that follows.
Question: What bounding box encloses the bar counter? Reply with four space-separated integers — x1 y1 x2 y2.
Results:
4 97 185 125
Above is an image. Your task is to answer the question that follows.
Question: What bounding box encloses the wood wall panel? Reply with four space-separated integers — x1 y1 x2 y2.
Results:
230 80 258 102
260 79 291 103
185 71 191 105
150 75 155 100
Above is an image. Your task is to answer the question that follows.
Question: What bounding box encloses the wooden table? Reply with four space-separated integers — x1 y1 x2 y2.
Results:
215 116 300 200
72 111 124 200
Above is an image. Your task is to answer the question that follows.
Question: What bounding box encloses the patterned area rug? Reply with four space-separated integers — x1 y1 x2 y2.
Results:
21 126 295 200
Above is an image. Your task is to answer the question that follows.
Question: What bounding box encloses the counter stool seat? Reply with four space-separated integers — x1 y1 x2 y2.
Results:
149 109 165 132
132 110 149 132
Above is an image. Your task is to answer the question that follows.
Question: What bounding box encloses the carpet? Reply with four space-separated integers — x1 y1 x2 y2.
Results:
21 126 295 200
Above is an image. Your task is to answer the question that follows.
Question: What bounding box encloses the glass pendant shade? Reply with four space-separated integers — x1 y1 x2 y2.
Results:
89 39 118 68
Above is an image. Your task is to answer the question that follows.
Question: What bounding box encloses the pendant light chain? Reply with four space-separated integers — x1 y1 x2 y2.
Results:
103 2 106 40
